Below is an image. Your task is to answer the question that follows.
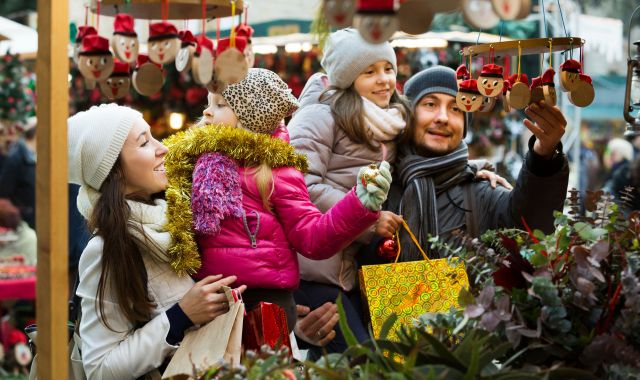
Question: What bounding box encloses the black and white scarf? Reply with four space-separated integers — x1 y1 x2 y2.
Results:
395 142 476 261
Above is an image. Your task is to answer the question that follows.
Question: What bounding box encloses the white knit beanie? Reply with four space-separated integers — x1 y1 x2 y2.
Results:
321 28 397 89
68 104 143 190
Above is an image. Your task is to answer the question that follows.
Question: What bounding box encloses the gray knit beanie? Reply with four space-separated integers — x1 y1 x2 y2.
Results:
321 28 397 89
68 104 143 190
404 66 469 137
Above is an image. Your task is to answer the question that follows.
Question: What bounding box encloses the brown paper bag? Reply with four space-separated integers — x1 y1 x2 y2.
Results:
162 287 244 379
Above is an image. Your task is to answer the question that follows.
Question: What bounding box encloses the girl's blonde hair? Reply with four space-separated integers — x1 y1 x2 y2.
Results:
320 86 410 150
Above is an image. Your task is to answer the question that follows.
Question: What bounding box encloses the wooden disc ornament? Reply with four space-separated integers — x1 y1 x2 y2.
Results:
477 63 504 97
77 35 115 82
192 36 214 85
456 64 470 88
74 25 97 64
99 60 131 100
111 14 139 63
175 30 197 72
462 0 500 30
148 22 180 65
507 73 530 110
540 68 557 107
132 54 164 96
490 0 530 20
559 59 582 92
323 0 357 28
215 37 248 85
529 76 545 105
568 74 595 107
456 79 484 113
354 0 398 44
478 95 496 113
398 0 434 35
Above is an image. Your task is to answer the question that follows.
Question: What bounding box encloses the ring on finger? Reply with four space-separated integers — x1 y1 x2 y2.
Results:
316 330 323 339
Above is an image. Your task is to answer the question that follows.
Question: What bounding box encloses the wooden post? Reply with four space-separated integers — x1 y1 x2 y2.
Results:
36 0 69 378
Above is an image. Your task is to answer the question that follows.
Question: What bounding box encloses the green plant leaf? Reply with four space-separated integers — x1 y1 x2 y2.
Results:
463 342 480 380
379 312 399 340
416 329 467 371
458 287 474 307
546 367 601 380
335 294 358 347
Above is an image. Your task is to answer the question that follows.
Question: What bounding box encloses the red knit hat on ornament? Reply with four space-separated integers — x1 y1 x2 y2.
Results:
456 64 469 79
136 54 161 69
179 30 197 47
541 68 555 86
508 73 529 86
196 35 214 55
148 21 178 41
480 63 503 77
113 14 136 36
560 59 581 73
79 35 111 55
530 76 542 89
111 60 130 76
459 79 481 94
502 79 511 94
235 23 254 42
579 73 592 84
216 37 247 56
76 25 97 43
358 0 396 13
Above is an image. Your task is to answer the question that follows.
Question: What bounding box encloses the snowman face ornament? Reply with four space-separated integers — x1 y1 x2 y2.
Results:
354 13 398 44
78 54 114 82
560 70 581 93
149 37 180 65
478 95 496 113
324 0 357 28
112 35 139 63
478 75 504 97
99 76 131 100
456 91 484 112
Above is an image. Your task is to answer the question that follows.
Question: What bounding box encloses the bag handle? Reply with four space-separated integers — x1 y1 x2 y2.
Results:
394 220 429 263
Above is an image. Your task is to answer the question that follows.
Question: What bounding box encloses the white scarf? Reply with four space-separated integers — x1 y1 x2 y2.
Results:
361 96 406 143
77 185 172 262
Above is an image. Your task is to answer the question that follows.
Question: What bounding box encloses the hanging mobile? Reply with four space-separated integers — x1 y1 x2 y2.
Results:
215 1 249 85
507 43 530 109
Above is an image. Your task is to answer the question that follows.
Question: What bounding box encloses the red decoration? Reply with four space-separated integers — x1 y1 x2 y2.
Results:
458 79 481 94
376 238 398 261
179 30 197 46
357 0 396 12
579 73 593 85
76 25 98 42
235 23 254 40
243 302 292 354
196 35 214 55
530 76 542 89
111 60 130 76
480 63 503 77
148 21 178 41
541 68 555 85
113 13 136 36
216 36 248 56
80 35 111 55
560 59 582 73
508 73 529 86
456 64 470 80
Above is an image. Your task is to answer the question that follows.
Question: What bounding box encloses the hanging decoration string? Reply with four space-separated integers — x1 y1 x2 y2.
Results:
549 39 553 68
230 1 237 48
580 41 584 72
201 0 206 36
84 3 89 26
216 18 221 44
161 0 169 21
125 0 130 14
489 45 495 64
557 0 568 37
499 21 504 43
96 0 100 32
459 50 463 66
476 29 482 45
517 41 522 83
244 2 249 24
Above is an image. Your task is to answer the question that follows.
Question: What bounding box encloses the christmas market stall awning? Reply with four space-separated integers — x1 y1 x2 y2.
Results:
0 16 38 59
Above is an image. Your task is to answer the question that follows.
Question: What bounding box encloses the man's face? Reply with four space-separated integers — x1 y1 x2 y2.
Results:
412 93 465 156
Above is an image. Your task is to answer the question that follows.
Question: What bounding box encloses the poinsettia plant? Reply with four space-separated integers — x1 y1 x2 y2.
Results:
418 189 640 378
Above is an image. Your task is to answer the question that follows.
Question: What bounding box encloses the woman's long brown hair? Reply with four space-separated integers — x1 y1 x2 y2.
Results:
320 86 410 150
89 158 155 331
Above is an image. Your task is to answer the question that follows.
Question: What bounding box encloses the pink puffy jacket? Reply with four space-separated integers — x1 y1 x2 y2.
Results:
193 164 379 290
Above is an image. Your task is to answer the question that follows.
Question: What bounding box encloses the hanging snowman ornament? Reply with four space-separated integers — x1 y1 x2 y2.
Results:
478 95 496 113
501 79 512 112
235 23 255 68
541 68 557 107
99 60 130 100
192 35 215 86
529 76 544 105
215 36 249 85
507 73 530 109
77 35 114 82
568 73 595 107
74 25 97 64
477 63 504 98
456 79 484 112
111 14 138 64
456 64 470 88
354 0 399 44
559 59 582 93
324 0 357 28
175 30 197 73
148 21 180 65
132 54 164 96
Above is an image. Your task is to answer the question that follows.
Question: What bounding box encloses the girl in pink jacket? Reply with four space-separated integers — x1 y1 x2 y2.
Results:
164 68 390 330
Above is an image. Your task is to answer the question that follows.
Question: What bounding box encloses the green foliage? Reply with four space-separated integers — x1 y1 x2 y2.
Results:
0 53 35 124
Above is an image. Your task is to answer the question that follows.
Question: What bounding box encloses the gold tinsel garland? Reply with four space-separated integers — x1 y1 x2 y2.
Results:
163 124 308 275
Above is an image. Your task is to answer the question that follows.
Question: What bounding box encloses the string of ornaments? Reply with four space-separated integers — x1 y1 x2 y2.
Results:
74 1 253 100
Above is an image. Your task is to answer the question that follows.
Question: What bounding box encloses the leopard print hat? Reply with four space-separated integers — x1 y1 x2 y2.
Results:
222 68 299 135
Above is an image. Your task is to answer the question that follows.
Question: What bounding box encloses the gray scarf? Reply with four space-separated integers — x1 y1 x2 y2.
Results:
396 142 475 261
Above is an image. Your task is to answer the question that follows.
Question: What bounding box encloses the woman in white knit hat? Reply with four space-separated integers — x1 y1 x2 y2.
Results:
68 104 244 380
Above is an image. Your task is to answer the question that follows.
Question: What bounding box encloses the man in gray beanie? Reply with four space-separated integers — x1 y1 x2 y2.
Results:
364 65 570 262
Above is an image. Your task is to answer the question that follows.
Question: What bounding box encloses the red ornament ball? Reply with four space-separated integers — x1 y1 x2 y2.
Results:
377 238 398 261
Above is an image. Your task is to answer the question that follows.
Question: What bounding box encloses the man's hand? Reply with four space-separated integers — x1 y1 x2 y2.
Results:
476 170 513 190
524 100 567 159
294 303 339 347
375 211 404 238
